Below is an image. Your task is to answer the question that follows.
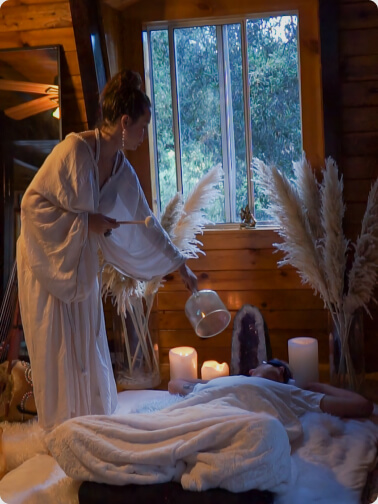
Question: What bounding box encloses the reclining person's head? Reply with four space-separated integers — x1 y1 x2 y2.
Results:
248 359 293 384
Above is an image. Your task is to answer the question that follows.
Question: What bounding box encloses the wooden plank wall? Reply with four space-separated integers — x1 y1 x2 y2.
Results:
112 0 378 384
0 0 87 134
3 0 375 384
339 0 378 372
114 0 328 386
156 230 329 384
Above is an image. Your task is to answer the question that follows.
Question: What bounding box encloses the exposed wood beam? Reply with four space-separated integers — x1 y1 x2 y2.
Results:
101 0 140 11
69 0 109 129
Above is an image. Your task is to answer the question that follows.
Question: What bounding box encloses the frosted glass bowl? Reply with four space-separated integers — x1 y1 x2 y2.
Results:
185 290 231 338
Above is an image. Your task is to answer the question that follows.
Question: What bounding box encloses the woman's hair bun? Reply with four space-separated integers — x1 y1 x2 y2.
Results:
100 69 151 125
120 69 143 91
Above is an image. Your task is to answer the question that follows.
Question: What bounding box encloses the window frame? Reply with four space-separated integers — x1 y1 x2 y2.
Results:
142 2 324 226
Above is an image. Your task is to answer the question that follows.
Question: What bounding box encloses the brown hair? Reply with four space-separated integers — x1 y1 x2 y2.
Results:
100 69 151 125
265 359 293 383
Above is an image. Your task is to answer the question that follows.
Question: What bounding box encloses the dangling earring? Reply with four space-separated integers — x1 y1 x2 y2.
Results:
122 128 125 150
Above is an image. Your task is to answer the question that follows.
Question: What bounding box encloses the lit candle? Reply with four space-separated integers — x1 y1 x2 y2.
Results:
288 337 319 388
169 347 198 380
201 360 230 380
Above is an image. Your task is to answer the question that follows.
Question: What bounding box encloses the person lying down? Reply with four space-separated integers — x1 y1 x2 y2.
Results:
169 359 374 419
0 367 376 497
40 367 376 492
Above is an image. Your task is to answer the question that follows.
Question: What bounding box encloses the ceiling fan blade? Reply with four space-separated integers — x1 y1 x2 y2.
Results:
5 94 59 120
0 79 58 95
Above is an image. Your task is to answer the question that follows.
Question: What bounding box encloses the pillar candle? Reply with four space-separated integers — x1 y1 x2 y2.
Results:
169 346 198 380
288 337 319 387
201 360 230 380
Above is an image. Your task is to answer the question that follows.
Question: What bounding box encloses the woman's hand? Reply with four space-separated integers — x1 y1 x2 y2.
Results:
168 378 207 396
88 213 120 236
178 263 198 293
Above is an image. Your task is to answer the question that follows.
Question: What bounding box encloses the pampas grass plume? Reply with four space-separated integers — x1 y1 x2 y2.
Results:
102 163 223 310
255 154 378 353
292 155 322 241
173 163 223 257
160 193 183 239
254 158 330 305
320 158 348 310
344 178 378 315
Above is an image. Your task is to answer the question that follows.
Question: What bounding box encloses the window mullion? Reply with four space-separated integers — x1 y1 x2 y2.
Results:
241 20 254 214
168 27 183 194
222 25 237 222
217 25 231 223
143 30 160 217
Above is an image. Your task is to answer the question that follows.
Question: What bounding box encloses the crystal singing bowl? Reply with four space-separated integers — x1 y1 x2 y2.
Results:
185 289 231 338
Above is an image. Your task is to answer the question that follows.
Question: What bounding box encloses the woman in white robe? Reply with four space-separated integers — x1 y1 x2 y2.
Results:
16 70 197 431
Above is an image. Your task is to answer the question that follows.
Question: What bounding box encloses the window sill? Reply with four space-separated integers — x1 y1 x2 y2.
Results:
203 224 279 232
198 224 281 249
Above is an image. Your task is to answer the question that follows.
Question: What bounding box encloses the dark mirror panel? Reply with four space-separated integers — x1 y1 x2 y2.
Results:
0 45 62 298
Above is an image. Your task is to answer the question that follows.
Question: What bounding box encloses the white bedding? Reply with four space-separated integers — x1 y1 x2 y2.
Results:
47 377 302 493
0 380 377 504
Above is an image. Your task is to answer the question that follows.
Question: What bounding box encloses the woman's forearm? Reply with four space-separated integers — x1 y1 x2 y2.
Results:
306 382 369 400
319 395 374 418
306 382 374 418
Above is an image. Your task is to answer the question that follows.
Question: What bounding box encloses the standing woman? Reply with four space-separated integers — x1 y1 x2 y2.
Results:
17 70 197 431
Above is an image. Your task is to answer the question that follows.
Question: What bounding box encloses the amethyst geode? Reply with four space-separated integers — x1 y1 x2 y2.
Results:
230 304 272 376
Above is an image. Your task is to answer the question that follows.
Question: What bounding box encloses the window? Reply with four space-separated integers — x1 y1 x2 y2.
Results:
143 12 319 225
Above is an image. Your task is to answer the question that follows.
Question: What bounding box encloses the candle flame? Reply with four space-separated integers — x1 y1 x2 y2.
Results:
171 346 195 357
0 0 9 6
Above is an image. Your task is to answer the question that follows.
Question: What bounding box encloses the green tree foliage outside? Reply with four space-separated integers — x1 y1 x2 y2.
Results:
248 16 301 221
175 26 225 222
148 15 301 224
151 30 176 212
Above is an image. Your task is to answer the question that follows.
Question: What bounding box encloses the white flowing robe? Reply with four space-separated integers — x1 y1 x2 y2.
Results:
17 132 185 431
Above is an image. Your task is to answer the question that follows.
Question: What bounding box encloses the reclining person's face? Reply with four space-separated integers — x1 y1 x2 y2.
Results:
248 363 285 383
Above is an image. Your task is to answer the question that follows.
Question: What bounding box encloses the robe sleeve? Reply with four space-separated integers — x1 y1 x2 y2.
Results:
18 136 100 303
98 158 186 281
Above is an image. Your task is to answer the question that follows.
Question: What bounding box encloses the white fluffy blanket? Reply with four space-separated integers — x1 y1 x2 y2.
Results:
45 376 378 501
46 377 301 493
0 379 377 504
